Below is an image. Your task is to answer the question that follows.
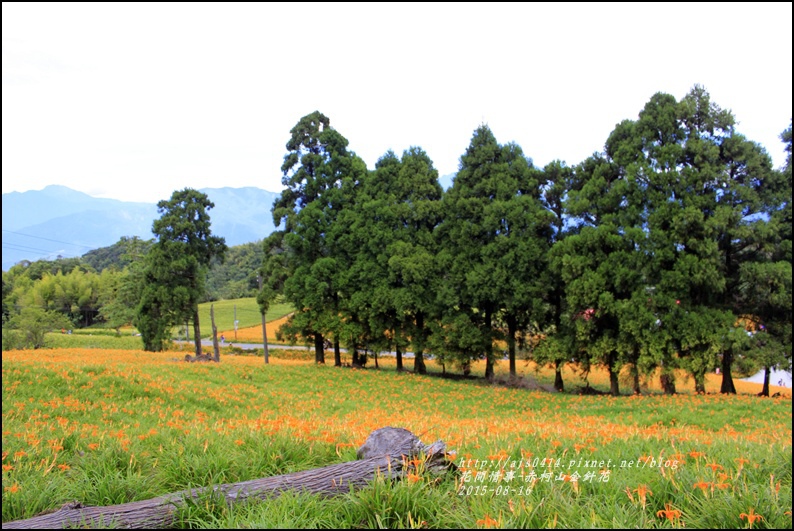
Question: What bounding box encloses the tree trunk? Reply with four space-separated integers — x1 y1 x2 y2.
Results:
2 428 454 530
192 309 202 358
660 368 676 395
484 308 494 381
210 304 220 363
631 363 641 395
607 351 620 396
413 351 426 374
261 312 269 365
334 339 341 367
720 349 736 394
314 333 325 364
395 343 403 372
693 369 706 394
506 314 517 378
413 313 427 374
554 359 564 392
760 366 771 397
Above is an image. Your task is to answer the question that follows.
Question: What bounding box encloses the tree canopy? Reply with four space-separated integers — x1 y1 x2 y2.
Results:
4 88 790 397
137 188 227 353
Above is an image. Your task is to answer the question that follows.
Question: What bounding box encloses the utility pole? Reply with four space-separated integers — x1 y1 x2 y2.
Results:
258 273 269 364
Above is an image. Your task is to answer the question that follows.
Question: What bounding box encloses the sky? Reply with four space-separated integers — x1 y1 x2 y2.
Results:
2 3 792 204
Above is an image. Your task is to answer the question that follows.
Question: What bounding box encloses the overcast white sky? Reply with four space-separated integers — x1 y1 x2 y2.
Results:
2 3 792 203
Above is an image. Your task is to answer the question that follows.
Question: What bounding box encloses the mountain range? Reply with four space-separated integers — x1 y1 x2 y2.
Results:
2 185 280 271
2 174 455 271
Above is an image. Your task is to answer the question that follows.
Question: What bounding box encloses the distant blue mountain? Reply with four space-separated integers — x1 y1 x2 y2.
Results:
438 172 455 191
196 187 280 248
2 185 281 271
2 185 153 232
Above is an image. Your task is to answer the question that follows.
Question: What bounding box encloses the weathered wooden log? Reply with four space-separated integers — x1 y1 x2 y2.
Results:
2 427 454 529
183 353 214 363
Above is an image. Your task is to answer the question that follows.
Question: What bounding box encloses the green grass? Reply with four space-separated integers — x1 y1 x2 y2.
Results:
44 331 145 350
39 298 294 347
194 298 293 339
2 350 791 529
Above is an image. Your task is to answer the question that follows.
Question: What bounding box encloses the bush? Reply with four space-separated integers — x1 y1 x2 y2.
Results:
2 328 26 351
4 308 74 349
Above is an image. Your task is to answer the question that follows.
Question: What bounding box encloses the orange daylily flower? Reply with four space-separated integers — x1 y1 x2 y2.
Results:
476 514 500 528
656 502 682 522
624 486 634 503
408 455 425 470
704 462 723 472
693 481 711 494
4 484 20 494
740 508 763 529
634 485 652 509
770 474 780 495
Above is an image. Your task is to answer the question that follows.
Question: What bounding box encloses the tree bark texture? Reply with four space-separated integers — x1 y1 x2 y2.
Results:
192 309 201 358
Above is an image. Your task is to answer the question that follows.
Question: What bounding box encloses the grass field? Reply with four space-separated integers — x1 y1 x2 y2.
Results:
40 299 294 349
194 298 293 341
2 346 791 528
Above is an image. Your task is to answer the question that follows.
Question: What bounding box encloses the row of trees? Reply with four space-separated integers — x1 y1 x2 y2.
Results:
262 86 791 395
3 85 789 396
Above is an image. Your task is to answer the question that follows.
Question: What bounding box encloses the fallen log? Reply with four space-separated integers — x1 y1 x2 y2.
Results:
2 427 455 529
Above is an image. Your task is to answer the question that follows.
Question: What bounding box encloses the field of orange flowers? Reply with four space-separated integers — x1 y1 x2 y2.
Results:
2 348 791 528
231 314 293 343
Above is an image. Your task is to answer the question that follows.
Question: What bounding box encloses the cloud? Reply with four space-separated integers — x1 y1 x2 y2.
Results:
2 3 791 203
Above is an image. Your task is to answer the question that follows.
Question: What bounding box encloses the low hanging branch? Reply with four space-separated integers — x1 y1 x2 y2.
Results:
2 427 455 530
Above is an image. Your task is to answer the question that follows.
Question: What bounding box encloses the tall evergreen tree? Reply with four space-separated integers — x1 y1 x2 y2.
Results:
535 160 578 391
645 87 779 393
437 125 548 380
737 121 792 395
342 147 443 372
137 188 227 354
571 86 785 394
552 138 649 396
273 111 367 363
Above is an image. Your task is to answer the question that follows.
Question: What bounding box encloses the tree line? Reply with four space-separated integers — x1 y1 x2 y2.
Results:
261 86 791 396
3 85 790 396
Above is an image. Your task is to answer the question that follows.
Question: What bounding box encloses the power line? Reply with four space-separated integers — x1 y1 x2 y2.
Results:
2 242 76 256
1 229 96 250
